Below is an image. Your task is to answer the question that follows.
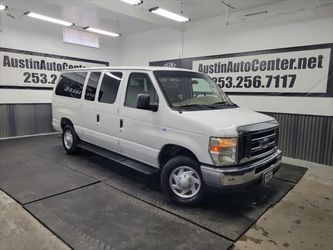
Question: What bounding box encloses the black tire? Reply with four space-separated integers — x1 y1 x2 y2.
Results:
62 125 79 154
161 156 205 205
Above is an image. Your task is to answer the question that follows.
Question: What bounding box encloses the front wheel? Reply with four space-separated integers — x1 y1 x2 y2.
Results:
161 156 205 205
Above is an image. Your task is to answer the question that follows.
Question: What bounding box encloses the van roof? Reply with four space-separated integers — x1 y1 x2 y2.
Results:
62 66 196 73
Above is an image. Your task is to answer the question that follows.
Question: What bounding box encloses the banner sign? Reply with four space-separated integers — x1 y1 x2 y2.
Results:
150 43 333 97
0 47 109 90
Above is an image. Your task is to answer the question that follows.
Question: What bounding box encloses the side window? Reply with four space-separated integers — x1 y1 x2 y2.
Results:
98 72 123 104
85 72 101 101
125 73 159 108
55 72 87 99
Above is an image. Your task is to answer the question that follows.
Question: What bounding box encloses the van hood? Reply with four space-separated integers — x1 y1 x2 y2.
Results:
179 107 275 137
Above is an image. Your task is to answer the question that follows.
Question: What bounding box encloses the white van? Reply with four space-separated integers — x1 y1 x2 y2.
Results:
52 67 281 205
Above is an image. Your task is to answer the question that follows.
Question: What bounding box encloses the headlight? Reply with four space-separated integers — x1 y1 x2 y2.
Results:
209 137 237 166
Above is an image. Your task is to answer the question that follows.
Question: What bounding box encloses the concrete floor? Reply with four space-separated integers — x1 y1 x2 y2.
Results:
0 191 70 250
233 160 333 250
0 159 332 250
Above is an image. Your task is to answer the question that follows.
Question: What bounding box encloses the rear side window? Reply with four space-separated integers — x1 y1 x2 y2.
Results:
85 72 101 101
55 72 87 99
98 72 123 104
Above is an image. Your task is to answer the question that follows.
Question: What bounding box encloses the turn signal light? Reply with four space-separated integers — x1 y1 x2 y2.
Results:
219 138 237 148
209 137 238 166
210 138 237 152
210 146 220 152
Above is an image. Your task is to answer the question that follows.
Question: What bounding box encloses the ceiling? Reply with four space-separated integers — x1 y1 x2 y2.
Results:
84 0 288 32
1 0 330 36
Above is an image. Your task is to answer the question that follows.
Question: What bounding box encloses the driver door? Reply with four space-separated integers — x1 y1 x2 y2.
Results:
118 72 160 167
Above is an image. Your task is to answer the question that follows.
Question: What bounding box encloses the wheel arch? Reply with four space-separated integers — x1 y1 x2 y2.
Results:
61 118 73 130
158 144 199 169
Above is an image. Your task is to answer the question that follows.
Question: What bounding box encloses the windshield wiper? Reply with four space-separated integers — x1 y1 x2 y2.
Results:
211 101 227 105
211 101 236 106
178 104 218 109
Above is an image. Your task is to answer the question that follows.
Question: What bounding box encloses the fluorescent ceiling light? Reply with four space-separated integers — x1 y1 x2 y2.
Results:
0 4 7 10
120 0 143 5
84 27 120 37
25 12 73 26
149 7 190 22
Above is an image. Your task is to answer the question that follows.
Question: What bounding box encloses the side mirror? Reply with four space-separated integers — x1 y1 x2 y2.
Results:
136 94 158 111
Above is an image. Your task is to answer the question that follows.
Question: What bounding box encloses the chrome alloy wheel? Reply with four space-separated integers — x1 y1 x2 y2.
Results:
169 166 201 199
63 130 73 149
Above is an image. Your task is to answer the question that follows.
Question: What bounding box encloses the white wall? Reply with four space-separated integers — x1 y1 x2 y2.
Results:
1 3 332 114
120 3 333 65
183 4 333 58
0 14 121 64
119 5 333 116
0 14 121 103
120 28 182 66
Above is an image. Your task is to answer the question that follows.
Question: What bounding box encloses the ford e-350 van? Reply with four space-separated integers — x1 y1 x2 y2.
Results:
52 67 282 205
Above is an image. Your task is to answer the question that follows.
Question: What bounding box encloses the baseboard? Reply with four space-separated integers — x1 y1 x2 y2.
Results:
0 132 60 141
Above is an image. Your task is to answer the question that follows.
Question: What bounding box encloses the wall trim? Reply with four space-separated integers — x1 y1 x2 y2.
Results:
0 85 53 90
0 132 60 141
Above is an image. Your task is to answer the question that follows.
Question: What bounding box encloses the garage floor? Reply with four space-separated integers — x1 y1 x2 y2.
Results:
0 134 308 250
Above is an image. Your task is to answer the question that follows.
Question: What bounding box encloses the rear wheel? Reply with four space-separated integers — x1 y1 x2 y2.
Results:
161 156 205 205
62 125 79 154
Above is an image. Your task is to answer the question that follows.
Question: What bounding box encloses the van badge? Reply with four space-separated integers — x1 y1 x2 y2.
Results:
259 137 270 149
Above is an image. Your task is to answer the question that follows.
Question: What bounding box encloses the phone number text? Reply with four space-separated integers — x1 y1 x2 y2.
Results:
211 74 296 89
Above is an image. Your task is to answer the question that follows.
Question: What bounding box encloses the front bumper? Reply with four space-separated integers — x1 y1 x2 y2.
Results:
201 149 282 188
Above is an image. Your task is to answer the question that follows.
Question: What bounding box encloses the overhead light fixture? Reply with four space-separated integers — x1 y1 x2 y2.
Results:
0 4 8 10
84 27 120 37
149 7 190 22
25 12 73 26
120 0 143 5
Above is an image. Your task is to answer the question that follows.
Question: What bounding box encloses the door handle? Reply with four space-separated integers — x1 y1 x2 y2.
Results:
97 114 100 123
120 119 123 128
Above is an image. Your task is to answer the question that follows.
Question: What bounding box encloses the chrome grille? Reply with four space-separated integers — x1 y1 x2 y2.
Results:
237 125 279 163
250 129 277 157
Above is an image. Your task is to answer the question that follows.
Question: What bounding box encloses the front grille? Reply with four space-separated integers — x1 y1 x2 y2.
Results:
238 126 279 163
250 129 276 157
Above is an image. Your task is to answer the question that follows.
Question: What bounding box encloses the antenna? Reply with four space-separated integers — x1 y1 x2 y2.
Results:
178 0 185 69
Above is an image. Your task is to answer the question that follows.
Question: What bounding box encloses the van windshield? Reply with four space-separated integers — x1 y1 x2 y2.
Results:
154 70 236 111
